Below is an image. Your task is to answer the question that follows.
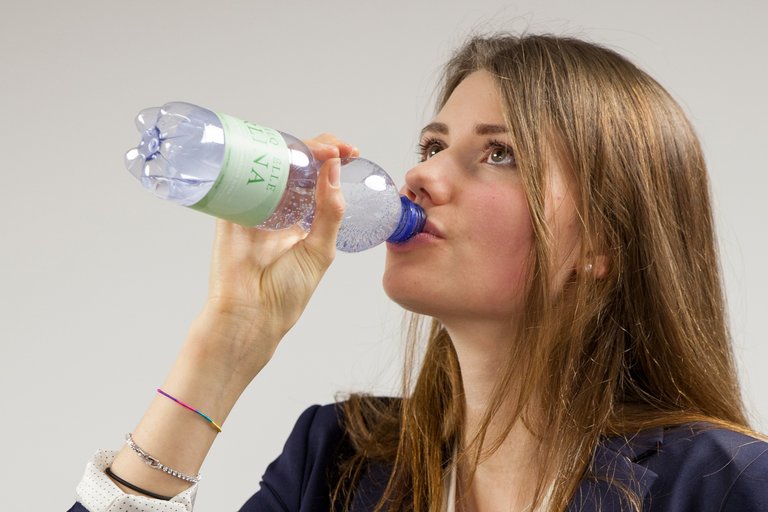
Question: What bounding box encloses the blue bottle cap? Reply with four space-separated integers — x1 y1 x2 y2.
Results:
387 196 426 244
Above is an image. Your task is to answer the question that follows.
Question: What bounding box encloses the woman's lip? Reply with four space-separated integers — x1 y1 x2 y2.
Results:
386 232 443 252
386 218 444 252
422 220 445 239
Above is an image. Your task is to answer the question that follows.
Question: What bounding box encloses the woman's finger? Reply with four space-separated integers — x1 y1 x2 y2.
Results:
301 157 345 265
304 139 340 161
305 133 360 160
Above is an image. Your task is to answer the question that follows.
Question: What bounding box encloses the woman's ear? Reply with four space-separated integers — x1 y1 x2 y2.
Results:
583 254 610 279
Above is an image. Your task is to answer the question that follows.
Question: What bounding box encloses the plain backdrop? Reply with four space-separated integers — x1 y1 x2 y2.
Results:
1 0 766 510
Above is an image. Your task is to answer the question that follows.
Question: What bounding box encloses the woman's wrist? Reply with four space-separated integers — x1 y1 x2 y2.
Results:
108 317 267 499
183 303 286 390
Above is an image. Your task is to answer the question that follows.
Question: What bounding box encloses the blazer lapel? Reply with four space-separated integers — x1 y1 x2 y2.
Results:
567 427 663 512
348 428 664 511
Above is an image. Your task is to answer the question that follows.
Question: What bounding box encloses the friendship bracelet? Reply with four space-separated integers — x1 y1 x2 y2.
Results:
125 433 201 484
105 466 173 501
157 388 223 433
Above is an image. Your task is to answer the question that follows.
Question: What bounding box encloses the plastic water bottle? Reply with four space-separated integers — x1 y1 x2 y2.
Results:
124 102 425 252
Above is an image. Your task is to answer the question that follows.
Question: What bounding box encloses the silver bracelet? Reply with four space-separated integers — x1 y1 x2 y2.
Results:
125 433 202 484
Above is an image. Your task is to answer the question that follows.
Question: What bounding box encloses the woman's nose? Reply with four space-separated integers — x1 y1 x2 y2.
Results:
402 157 451 206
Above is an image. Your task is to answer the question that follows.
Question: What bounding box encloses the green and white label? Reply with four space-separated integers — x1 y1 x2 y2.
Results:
189 113 290 226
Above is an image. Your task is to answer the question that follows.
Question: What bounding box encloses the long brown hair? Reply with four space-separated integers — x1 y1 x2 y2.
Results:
333 33 750 511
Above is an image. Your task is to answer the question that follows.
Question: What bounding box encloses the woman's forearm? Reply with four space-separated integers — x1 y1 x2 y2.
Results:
108 312 278 498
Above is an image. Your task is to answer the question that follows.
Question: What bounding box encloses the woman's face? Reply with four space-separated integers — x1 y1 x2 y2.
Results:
383 70 581 327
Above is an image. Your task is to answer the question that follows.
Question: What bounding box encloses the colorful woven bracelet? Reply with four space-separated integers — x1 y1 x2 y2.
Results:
157 388 223 433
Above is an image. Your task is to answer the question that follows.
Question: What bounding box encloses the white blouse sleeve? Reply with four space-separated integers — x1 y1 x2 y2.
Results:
75 450 197 512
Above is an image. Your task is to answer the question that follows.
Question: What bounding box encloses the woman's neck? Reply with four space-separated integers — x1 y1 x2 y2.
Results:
445 319 547 511
444 318 527 436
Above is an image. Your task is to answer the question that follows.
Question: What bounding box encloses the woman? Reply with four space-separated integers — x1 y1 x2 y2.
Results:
70 34 768 511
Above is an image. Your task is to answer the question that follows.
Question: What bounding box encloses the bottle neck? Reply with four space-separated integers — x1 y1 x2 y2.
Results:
387 196 426 243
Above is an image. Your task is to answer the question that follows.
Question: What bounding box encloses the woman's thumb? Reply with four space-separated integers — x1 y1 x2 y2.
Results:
302 158 345 264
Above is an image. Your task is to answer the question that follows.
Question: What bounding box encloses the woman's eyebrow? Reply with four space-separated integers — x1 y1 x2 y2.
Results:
419 122 508 137
475 123 507 135
420 122 449 137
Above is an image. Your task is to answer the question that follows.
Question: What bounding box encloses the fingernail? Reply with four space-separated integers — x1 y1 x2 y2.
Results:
329 158 340 188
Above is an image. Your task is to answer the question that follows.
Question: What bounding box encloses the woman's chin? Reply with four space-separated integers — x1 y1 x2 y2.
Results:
383 275 436 316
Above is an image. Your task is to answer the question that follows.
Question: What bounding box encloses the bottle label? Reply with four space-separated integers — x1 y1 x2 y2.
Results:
189 113 290 226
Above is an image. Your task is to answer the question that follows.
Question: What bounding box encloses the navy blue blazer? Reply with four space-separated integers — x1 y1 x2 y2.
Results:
70 403 768 511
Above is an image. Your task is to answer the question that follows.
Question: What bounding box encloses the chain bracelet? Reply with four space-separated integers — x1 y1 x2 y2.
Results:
125 433 201 484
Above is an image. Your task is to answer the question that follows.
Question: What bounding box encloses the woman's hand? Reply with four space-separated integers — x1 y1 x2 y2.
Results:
108 136 359 499
189 134 359 384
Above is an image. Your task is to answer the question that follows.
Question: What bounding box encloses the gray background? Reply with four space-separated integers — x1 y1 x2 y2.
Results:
1 0 765 510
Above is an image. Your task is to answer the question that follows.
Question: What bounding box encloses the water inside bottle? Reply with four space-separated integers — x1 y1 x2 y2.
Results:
335 159 402 252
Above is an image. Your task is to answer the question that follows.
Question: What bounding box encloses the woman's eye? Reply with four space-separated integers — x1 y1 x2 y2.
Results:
426 143 441 159
418 139 444 161
486 143 516 166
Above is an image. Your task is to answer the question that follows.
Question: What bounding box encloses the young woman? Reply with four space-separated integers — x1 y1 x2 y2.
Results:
70 34 768 511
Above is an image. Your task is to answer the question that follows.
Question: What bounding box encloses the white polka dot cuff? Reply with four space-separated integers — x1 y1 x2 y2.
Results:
76 450 197 512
